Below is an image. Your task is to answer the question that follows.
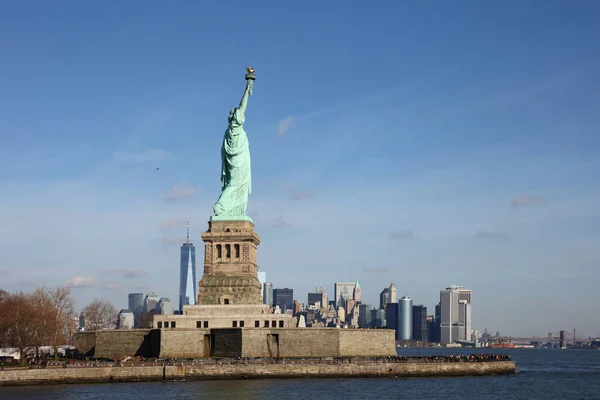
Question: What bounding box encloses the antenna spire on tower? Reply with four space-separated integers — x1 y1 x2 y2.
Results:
186 218 190 243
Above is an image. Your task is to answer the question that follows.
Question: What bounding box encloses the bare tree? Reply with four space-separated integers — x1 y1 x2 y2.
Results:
0 291 38 364
43 287 75 357
82 299 118 330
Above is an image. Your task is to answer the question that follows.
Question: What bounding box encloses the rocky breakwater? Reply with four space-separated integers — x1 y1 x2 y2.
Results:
0 355 516 386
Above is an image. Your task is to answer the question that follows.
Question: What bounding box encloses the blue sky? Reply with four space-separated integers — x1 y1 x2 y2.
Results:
1 1 599 337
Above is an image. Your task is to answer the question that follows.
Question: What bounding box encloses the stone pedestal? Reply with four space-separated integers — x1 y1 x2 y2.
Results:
197 219 262 305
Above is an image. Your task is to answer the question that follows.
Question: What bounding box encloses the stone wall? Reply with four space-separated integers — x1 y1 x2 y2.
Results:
238 328 396 358
75 331 96 357
338 330 396 357
0 361 516 386
159 329 210 358
211 329 243 357
93 329 154 360
76 328 397 360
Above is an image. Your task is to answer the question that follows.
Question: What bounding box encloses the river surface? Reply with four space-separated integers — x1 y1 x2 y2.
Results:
2 348 599 399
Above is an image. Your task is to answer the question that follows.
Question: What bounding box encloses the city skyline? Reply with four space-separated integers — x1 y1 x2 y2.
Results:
1 1 599 337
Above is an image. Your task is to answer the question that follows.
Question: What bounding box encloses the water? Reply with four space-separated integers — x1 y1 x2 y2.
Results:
2 349 599 399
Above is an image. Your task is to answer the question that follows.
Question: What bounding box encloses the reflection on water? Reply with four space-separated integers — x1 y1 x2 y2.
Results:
2 349 599 400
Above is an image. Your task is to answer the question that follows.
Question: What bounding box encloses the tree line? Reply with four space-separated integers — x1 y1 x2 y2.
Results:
0 286 118 363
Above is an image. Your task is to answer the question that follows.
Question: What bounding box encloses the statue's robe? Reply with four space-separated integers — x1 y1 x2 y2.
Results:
213 108 252 216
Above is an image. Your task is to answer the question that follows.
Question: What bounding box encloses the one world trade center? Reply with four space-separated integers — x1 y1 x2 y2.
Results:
179 220 197 312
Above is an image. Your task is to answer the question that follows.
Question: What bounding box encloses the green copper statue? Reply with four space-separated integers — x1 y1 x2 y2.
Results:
213 68 256 219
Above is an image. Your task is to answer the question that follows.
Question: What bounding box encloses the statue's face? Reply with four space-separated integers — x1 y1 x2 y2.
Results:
228 108 236 123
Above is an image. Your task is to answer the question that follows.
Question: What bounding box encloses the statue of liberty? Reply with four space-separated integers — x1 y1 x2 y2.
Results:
213 68 256 218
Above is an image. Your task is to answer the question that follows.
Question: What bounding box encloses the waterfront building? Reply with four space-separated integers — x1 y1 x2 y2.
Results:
412 304 428 342
440 285 472 344
179 221 197 311
398 296 413 340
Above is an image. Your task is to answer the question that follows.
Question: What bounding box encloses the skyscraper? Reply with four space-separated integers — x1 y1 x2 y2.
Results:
379 287 390 309
385 303 399 339
179 220 197 312
334 282 356 308
145 292 161 313
159 297 174 315
389 283 397 304
412 304 428 342
358 304 372 327
398 296 413 340
353 280 362 303
128 293 144 327
257 271 266 302
263 281 273 305
440 285 472 344
273 288 293 312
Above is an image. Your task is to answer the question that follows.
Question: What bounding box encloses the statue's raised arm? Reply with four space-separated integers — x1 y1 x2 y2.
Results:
237 67 255 116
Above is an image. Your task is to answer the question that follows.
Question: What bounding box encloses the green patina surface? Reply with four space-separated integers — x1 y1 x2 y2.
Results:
213 72 255 219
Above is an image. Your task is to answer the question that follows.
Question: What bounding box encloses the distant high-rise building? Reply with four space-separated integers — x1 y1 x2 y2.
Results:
440 285 472 344
78 311 86 331
334 282 356 308
263 282 273 306
257 271 267 302
273 288 293 312
353 280 362 303
385 303 399 339
412 305 428 342
389 283 397 304
380 288 390 309
372 308 386 327
398 296 413 340
358 304 372 327
179 221 197 311
293 300 304 316
117 309 134 329
145 292 161 313
128 293 144 327
434 302 441 342
159 297 174 315
308 291 327 308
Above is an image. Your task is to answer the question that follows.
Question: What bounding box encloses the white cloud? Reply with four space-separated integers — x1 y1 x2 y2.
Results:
511 195 542 208
102 282 122 290
388 230 414 240
64 276 95 288
160 217 188 230
108 268 149 278
277 116 296 135
161 183 197 202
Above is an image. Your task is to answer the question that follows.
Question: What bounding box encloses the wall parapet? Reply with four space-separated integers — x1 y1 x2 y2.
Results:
0 360 516 386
